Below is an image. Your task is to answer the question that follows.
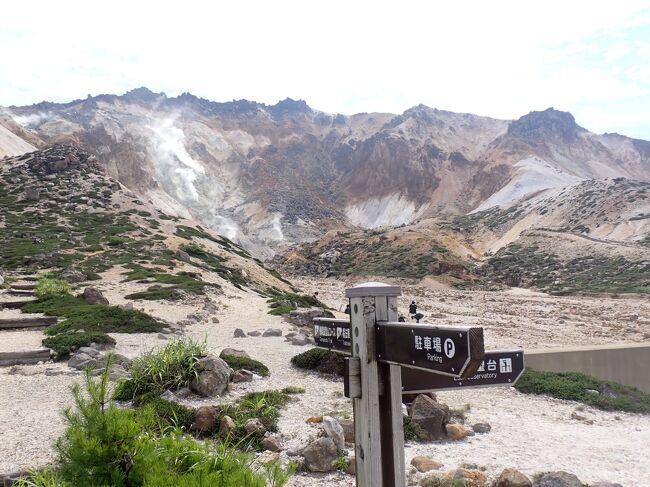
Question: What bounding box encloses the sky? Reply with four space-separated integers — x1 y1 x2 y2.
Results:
1 1 650 139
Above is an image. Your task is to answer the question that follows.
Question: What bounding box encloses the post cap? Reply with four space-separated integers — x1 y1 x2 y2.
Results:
345 281 402 298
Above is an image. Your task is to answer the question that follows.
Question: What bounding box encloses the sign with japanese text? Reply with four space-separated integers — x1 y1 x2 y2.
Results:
313 319 352 352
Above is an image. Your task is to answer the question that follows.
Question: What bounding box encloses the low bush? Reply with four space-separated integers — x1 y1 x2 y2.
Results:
515 368 650 414
291 348 345 376
35 277 70 299
220 354 270 377
266 292 331 315
145 397 196 432
43 332 116 359
113 338 207 401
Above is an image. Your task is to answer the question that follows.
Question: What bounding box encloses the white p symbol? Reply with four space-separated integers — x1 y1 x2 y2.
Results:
444 338 455 358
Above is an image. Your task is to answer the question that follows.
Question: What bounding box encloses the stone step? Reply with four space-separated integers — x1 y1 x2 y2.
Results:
0 317 57 330
5 289 35 297
0 470 28 487
15 276 39 282
0 299 36 309
10 283 37 290
0 349 52 366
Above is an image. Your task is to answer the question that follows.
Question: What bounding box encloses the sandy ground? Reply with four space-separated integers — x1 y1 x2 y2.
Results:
1 277 650 486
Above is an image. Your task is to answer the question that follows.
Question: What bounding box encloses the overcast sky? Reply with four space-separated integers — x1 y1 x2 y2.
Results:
1 1 649 139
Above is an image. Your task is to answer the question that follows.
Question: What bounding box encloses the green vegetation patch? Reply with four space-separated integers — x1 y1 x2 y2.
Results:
220 354 270 377
113 338 207 401
291 348 345 376
122 264 216 299
515 368 650 414
267 291 330 315
179 242 250 289
43 332 116 359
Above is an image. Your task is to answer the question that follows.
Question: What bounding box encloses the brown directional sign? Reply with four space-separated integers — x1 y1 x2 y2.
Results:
401 349 525 393
375 322 484 378
313 319 352 352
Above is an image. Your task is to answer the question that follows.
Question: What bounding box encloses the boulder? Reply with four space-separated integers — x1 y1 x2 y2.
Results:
175 249 191 262
111 353 132 369
83 286 109 305
192 406 218 432
60 268 86 283
262 328 282 337
220 348 250 359
25 187 40 201
444 468 487 487
301 437 338 472
446 423 471 440
344 455 356 475
109 364 128 380
244 418 266 435
410 394 450 441
233 328 246 338
289 334 311 346
232 369 254 383
495 468 532 487
68 353 98 370
410 455 443 473
533 472 583 487
247 330 262 337
339 418 354 443
262 434 282 452
472 422 492 434
322 416 345 451
189 355 232 397
286 308 327 328
219 415 236 436
77 346 100 358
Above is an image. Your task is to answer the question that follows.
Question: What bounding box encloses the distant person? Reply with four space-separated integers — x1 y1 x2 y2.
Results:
344 304 351 315
398 315 406 323
409 301 417 318
313 291 319 302
414 312 424 323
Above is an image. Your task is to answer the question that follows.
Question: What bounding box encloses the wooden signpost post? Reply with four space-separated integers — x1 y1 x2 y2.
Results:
313 282 525 487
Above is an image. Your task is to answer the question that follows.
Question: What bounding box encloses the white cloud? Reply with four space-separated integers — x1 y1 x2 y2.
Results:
0 0 649 138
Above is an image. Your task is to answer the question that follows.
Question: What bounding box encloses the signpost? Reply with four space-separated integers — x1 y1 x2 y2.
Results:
313 283 526 487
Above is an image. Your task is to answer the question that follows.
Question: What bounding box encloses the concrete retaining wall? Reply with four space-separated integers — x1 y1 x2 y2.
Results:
526 343 650 393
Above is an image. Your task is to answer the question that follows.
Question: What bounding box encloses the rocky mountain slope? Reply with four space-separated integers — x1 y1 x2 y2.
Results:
0 144 291 296
2 89 649 258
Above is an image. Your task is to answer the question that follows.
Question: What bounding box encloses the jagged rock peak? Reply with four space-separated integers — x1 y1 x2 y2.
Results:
122 87 166 102
508 107 582 142
269 98 312 116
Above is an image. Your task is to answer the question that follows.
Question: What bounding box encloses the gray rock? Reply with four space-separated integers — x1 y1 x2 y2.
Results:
110 353 132 369
68 353 98 370
157 333 168 340
83 286 109 305
590 483 623 487
322 416 345 452
119 302 134 311
77 347 101 358
160 390 179 403
220 348 250 359
472 422 492 434
262 434 283 452
289 333 311 346
109 364 128 381
232 369 254 383
286 308 328 328
233 328 246 338
302 437 338 472
410 394 450 441
262 328 282 337
171 288 189 300
192 406 218 432
25 187 40 201
219 415 236 436
244 418 266 435
60 268 86 283
189 355 232 397
339 418 355 443
175 249 191 262
533 471 583 487
286 447 303 457
247 330 262 337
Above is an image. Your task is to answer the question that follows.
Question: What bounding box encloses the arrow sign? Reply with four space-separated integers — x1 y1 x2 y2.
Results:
375 322 484 378
401 349 525 393
313 318 352 352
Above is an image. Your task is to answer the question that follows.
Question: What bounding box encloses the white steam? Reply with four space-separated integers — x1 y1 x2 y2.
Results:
12 112 50 127
147 116 205 202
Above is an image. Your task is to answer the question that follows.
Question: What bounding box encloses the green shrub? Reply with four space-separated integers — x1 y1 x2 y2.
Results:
107 235 128 246
113 338 207 401
43 332 116 359
268 304 295 316
291 348 345 376
35 278 71 299
281 386 305 394
515 368 650 414
220 353 270 377
403 415 423 442
145 397 196 431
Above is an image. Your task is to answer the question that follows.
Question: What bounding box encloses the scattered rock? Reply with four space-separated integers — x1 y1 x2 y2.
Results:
339 418 354 443
60 268 86 283
111 353 132 369
585 389 600 396
68 353 98 370
244 418 266 435
233 328 246 338
77 346 100 358
109 364 128 380
344 455 356 475
24 187 40 201
533 471 583 487
411 455 443 473
495 468 532 487
212 317 220 324
220 348 250 359
472 422 492 434
192 406 218 432
446 423 471 440
232 369 254 383
157 333 168 340
262 434 283 452
286 308 328 327
262 328 282 337
306 416 322 423
444 468 488 487
189 355 232 397
160 390 179 403
289 333 311 346
322 416 345 451
219 415 236 436
301 437 338 472
83 286 109 305
247 330 262 337
175 249 191 262
410 394 450 441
